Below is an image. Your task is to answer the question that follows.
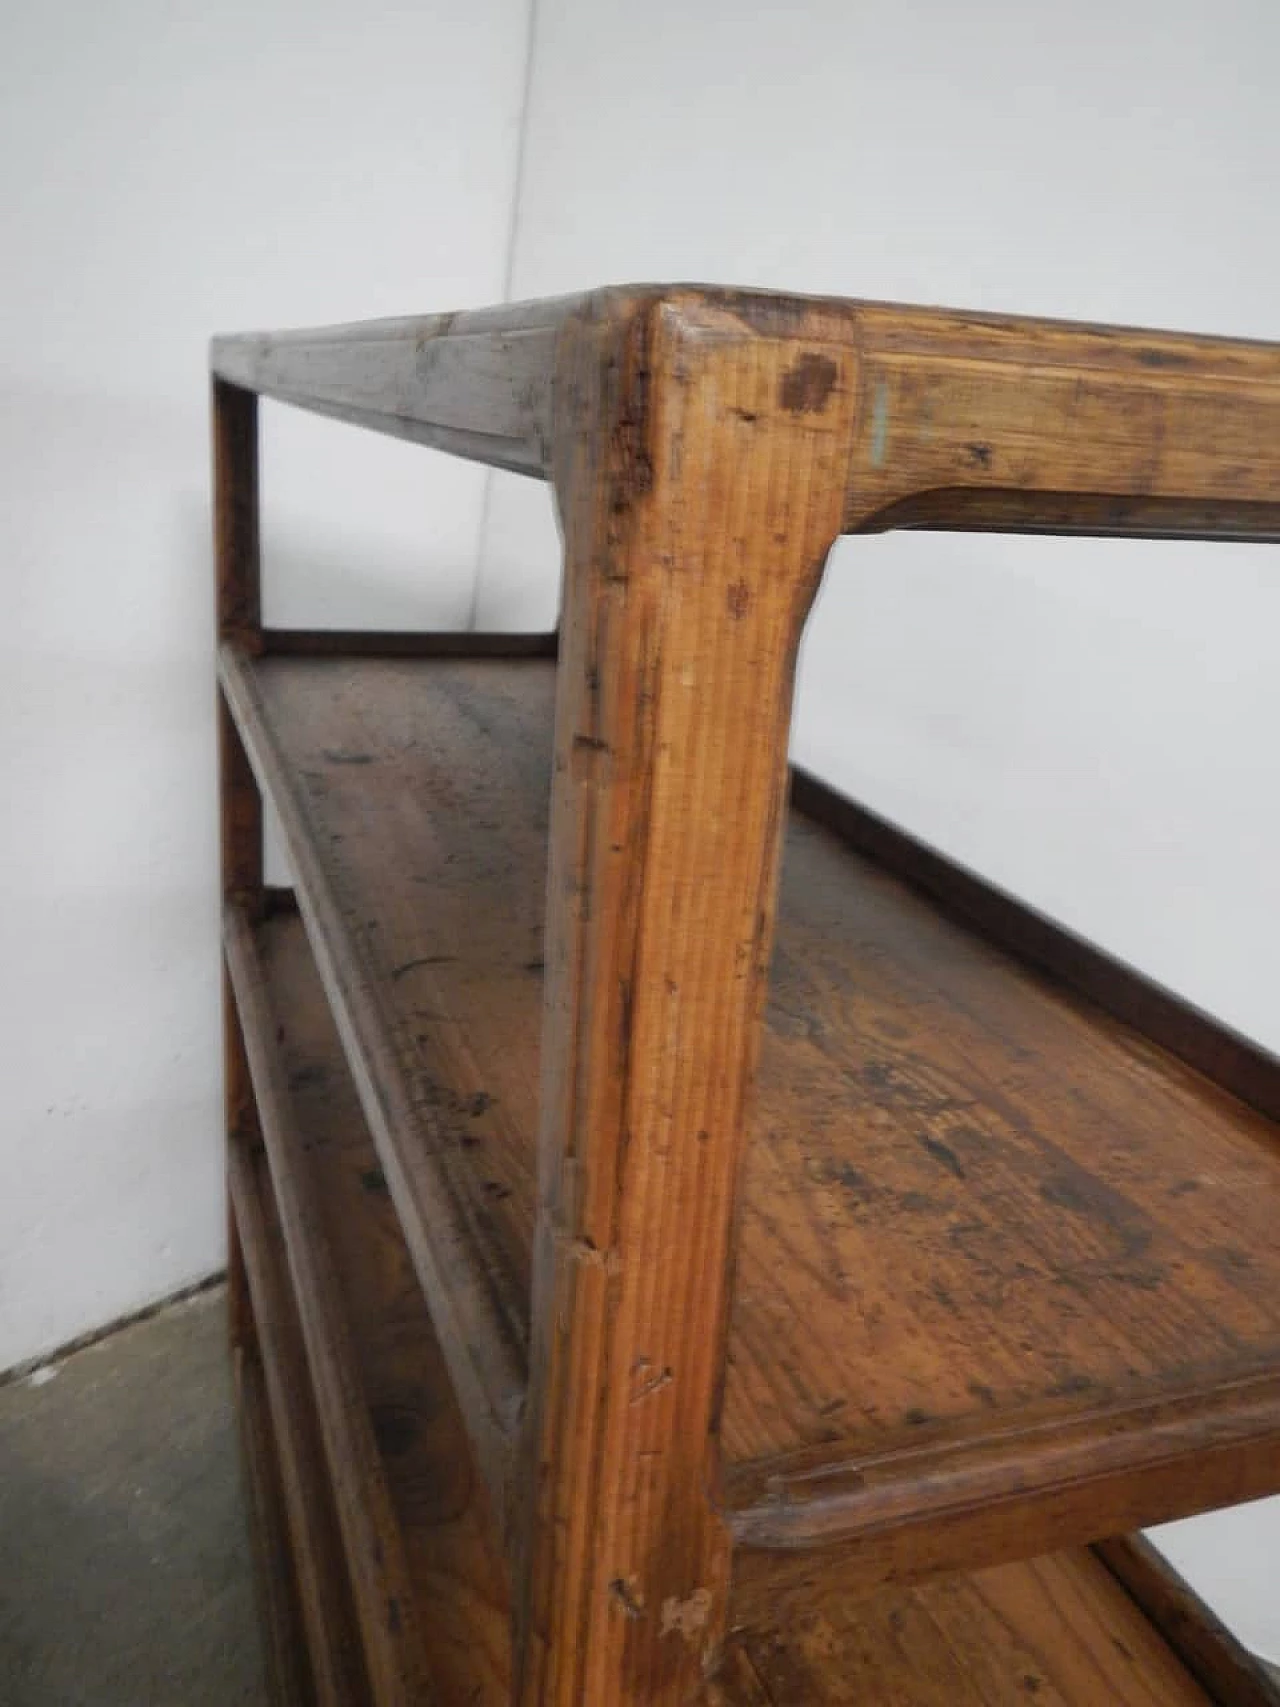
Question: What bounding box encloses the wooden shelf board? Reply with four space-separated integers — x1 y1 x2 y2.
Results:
234 1346 317 1707
237 908 1274 1707
229 1134 370 1707
718 1545 1226 1707
246 905 512 1705
221 648 1280 1573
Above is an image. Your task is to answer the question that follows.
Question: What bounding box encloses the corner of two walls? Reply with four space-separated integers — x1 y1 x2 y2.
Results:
0 0 538 1379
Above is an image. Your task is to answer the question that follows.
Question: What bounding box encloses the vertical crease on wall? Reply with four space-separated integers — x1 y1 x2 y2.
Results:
468 0 544 632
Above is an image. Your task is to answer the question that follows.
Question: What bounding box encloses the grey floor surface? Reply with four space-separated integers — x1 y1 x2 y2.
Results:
0 1286 267 1707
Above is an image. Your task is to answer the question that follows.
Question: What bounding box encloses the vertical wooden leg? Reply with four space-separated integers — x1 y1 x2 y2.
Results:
516 296 858 1705
213 377 263 1343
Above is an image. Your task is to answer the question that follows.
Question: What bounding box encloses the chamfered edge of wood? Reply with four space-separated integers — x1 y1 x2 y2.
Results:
726 1370 1280 1599
224 901 438 1707
209 288 632 478
212 281 1280 541
1096 1534 1280 1707
217 643 525 1527
789 767 1280 1127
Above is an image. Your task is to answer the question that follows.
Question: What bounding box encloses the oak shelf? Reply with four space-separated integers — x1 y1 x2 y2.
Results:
212 283 1280 1704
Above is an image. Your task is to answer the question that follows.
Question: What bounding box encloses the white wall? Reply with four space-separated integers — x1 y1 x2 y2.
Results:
482 0 1280 1661
0 0 532 1374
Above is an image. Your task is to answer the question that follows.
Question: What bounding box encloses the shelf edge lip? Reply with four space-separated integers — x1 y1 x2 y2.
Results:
228 1139 370 1707
725 1367 1280 1552
233 1348 316 1707
224 909 437 1704
790 765 1280 1127
259 628 558 660
1095 1534 1280 1707
217 642 526 1529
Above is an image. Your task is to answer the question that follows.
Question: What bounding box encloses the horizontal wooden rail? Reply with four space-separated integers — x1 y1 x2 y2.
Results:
210 294 593 477
229 1142 369 1707
261 628 557 659
218 644 526 1520
224 902 438 1707
841 295 1280 542
728 1368 1280 1561
212 284 1280 544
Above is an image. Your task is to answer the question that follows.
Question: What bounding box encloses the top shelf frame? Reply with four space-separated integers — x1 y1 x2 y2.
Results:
211 282 1280 541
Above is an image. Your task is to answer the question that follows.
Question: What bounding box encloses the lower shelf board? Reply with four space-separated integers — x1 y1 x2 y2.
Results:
229 903 1278 1706
230 904 512 1706
718 1545 1270 1707
235 1344 316 1707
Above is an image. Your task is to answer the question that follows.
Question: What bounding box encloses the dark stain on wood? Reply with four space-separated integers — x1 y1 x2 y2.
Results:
727 579 752 619
779 352 838 414
916 1132 966 1179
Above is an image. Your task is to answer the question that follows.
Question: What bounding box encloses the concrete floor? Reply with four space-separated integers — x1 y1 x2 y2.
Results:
0 1286 267 1707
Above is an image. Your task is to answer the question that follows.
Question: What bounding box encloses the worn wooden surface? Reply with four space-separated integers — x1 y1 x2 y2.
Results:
235 1348 316 1707
251 907 512 1705
1096 1535 1280 1707
230 1139 369 1707
210 294 594 478
213 285 1280 539
214 376 263 1357
719 1547 1217 1707
224 652 1280 1587
225 906 437 1707
836 295 1280 540
220 642 528 1529
791 769 1280 1127
228 907 1260 1707
515 286 862 1705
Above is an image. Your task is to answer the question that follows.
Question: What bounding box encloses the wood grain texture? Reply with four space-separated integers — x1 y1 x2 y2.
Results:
213 377 261 649
791 768 1280 1127
219 642 529 1528
214 375 263 1354
213 282 1280 1705
224 905 437 1707
254 908 513 1705
212 284 1280 539
222 652 1280 1589
210 294 598 478
722 1547 1216 1707
519 289 860 1705
227 907 1252 1707
234 1346 317 1707
230 1140 370 1707
1096 1535 1280 1707
839 294 1280 539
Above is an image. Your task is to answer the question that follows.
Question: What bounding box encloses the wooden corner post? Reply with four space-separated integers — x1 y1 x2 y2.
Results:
213 374 263 1348
518 294 860 1705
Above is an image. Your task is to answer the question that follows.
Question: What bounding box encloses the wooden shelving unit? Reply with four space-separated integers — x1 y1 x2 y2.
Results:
212 286 1280 1705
